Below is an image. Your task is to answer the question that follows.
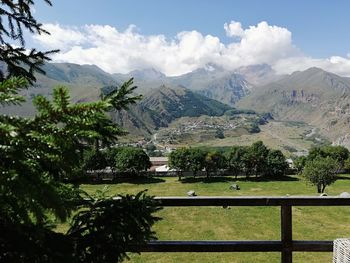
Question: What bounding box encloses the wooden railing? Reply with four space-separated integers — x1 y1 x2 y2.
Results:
129 196 350 263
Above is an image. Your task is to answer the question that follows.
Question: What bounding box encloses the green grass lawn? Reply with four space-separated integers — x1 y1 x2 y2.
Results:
80 175 350 263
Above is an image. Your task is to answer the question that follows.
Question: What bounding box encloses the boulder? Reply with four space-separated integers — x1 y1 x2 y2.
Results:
340 192 350 198
230 184 240 190
187 190 197 196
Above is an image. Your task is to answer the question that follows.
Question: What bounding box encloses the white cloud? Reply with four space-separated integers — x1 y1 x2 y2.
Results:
33 21 350 77
224 21 244 37
33 23 86 51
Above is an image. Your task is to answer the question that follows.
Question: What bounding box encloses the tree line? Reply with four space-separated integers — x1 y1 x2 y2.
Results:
169 141 289 180
83 146 152 175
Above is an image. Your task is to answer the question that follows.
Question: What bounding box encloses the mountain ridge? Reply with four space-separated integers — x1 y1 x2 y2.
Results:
237 67 350 148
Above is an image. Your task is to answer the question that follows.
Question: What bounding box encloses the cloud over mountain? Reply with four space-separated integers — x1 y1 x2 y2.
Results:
33 21 350 77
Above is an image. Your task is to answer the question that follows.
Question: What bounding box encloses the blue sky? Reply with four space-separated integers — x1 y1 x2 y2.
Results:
34 0 350 58
31 0 350 76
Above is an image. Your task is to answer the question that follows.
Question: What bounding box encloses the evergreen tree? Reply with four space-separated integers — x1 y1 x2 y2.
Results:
0 0 58 83
0 1 161 261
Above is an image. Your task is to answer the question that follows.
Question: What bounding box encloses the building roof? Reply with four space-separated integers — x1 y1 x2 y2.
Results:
150 157 168 162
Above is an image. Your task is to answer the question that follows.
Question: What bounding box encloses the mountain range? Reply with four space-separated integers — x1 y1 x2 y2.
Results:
1 62 350 148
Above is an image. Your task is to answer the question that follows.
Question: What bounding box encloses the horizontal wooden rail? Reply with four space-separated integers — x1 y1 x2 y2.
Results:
131 196 350 263
130 240 333 252
153 196 350 206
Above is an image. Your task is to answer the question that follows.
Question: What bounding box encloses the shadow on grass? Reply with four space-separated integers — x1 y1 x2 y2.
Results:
336 174 350 180
180 176 233 184
87 177 166 185
180 175 299 183
237 175 300 182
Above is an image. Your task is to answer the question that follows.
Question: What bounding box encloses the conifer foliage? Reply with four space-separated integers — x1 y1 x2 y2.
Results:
0 0 58 83
0 1 161 262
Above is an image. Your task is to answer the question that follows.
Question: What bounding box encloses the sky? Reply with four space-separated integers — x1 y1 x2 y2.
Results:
28 0 350 76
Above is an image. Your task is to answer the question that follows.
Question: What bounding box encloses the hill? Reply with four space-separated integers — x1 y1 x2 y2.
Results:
111 85 233 136
237 67 350 147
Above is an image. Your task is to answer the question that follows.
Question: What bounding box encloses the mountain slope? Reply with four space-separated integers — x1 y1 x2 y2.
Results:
114 65 252 106
237 67 350 146
111 85 232 135
1 63 119 116
141 85 231 122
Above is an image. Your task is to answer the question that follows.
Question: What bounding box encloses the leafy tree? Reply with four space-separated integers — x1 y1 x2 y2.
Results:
344 158 350 172
307 147 324 161
114 147 151 174
293 156 307 173
188 148 206 177
215 128 224 139
321 145 349 167
168 147 191 180
266 149 288 177
248 122 261 133
204 151 224 178
243 141 269 177
302 157 339 193
225 146 247 179
83 149 109 171
308 145 349 168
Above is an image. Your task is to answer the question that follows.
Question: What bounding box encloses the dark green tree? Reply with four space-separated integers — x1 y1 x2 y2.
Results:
293 156 307 173
188 148 206 177
344 158 350 173
266 149 288 177
168 147 191 180
204 150 224 178
114 147 151 175
83 149 109 171
243 141 269 177
225 146 247 179
320 145 349 168
215 128 225 139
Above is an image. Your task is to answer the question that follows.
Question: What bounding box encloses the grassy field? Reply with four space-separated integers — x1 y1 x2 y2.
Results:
80 175 350 263
195 121 319 157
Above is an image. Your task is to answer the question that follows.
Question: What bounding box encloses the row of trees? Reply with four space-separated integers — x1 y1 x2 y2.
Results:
295 145 350 193
84 147 151 174
169 141 289 180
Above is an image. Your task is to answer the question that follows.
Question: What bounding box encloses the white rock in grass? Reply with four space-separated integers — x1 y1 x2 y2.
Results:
187 190 196 196
339 192 350 198
319 193 327 197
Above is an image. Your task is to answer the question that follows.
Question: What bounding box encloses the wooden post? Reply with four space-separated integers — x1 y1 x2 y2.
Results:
281 205 292 263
